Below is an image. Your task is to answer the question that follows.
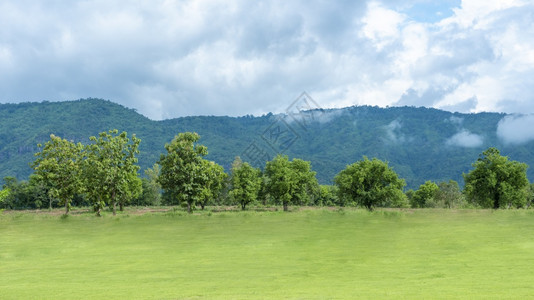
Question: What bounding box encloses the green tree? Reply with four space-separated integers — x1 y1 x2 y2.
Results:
411 181 439 208
290 158 319 206
315 185 338 206
229 157 262 210
117 173 143 211
334 157 406 210
527 183 534 209
197 160 227 210
158 132 208 213
405 189 415 206
264 155 318 211
32 134 84 214
24 174 53 210
435 180 464 208
0 187 10 207
264 155 294 211
464 147 529 209
1 177 21 209
84 130 141 216
137 164 161 206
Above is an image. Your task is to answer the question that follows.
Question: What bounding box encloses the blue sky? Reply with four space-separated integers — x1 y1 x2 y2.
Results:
0 0 533 121
402 0 461 23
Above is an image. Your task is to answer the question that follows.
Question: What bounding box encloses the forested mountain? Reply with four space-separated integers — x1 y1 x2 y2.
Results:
1 98 532 189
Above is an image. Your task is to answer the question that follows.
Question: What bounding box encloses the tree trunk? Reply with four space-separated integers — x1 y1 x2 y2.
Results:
241 203 246 210
49 198 52 210
493 192 500 209
112 190 117 216
200 203 205 210
187 202 192 214
64 199 69 215
283 202 288 211
95 195 102 216
120 202 124 211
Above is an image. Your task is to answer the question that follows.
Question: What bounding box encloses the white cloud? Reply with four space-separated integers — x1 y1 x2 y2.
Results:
383 119 413 144
496 114 534 145
284 108 346 125
443 0 526 29
0 45 13 68
446 130 484 148
447 116 464 126
0 0 533 119
362 2 406 50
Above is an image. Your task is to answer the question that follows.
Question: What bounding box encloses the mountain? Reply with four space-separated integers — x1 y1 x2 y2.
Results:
0 98 532 189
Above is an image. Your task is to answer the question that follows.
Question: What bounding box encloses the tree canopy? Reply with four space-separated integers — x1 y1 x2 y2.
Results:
229 157 262 210
32 134 84 214
197 159 227 210
158 132 227 213
84 130 141 216
411 181 439 208
335 157 406 210
464 147 529 208
264 155 319 211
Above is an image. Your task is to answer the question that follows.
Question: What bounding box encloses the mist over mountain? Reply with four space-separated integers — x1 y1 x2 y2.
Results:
1 98 533 189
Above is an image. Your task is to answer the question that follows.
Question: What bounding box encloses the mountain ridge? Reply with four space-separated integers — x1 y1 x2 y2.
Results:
0 98 531 189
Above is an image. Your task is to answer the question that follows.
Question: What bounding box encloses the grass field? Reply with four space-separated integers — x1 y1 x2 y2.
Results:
1 208 534 299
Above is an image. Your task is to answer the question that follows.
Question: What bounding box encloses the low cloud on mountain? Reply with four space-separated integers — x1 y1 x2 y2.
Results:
446 130 484 148
496 114 534 145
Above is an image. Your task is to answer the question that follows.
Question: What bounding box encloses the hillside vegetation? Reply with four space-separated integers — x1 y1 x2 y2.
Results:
0 98 531 189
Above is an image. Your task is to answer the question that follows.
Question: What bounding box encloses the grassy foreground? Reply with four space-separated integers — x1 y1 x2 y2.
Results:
1 208 534 299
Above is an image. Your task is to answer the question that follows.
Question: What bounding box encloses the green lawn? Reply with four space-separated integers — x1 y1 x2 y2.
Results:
1 208 534 299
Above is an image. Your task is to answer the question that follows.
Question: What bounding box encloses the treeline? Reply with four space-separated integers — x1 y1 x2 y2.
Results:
1 131 533 213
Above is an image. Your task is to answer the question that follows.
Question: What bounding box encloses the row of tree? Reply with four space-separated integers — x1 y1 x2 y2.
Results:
30 130 141 215
1 131 533 213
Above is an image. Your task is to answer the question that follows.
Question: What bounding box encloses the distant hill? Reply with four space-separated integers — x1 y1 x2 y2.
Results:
1 98 532 189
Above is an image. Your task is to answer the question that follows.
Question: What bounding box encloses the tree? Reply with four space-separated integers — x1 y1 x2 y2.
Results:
0 177 33 209
0 187 10 207
23 174 54 210
32 134 84 214
158 132 208 213
315 185 338 206
264 155 294 211
290 158 320 206
334 157 406 210
84 130 141 216
137 164 161 206
264 155 319 211
411 181 439 208
229 157 262 210
435 180 464 208
117 173 142 211
464 147 529 209
527 183 534 209
197 160 227 210
405 189 415 207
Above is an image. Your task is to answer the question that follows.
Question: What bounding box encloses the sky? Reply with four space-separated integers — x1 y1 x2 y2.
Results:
1 0 533 121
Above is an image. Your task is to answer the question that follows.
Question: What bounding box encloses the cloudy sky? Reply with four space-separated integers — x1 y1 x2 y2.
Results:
1 0 533 120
